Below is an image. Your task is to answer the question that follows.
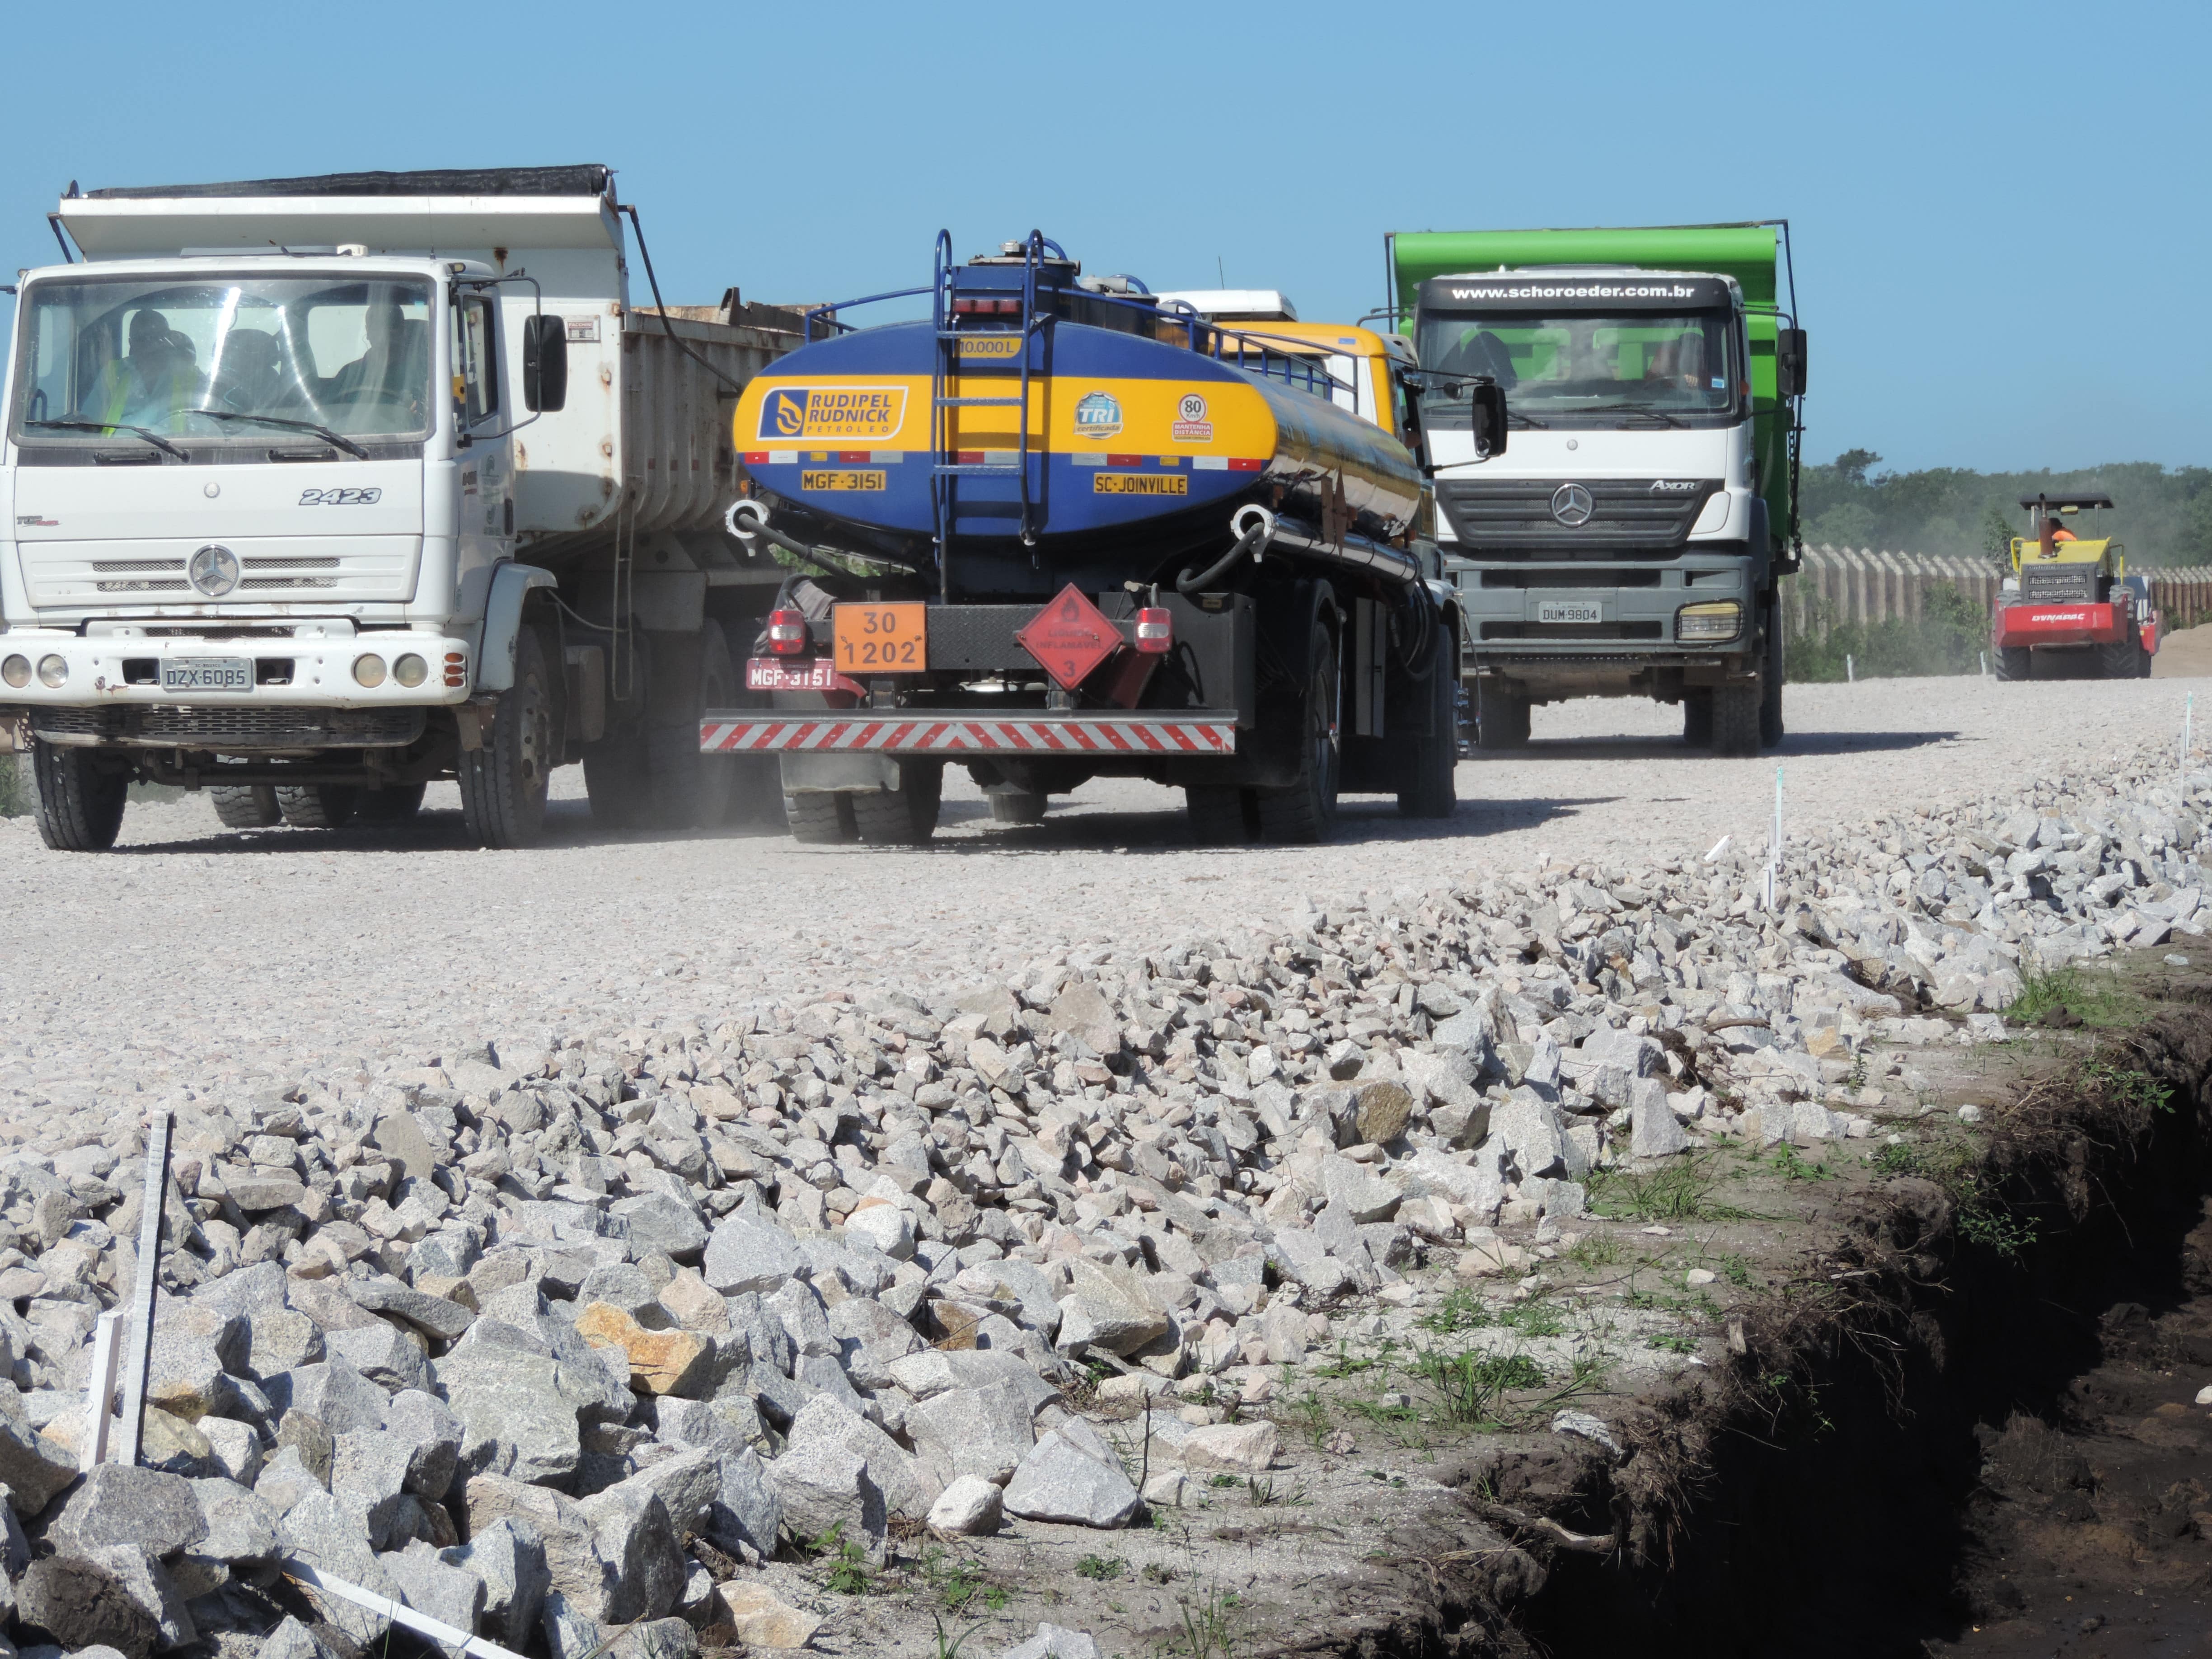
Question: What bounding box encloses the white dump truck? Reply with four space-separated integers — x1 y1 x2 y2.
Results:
0 165 799 849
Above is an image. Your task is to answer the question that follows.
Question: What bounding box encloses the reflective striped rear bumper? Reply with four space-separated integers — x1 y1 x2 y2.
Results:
700 711 1239 755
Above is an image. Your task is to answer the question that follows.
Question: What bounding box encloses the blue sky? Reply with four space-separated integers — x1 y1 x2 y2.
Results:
4 0 2204 475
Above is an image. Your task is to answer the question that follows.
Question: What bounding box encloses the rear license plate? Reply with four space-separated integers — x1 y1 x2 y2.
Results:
801 470 888 492
832 603 928 673
161 656 252 692
1536 600 1603 625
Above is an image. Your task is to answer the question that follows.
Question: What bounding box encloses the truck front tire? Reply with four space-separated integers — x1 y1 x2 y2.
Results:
460 624 553 849
28 740 127 853
1760 614 1786 749
1709 681 1762 757
1397 624 1457 819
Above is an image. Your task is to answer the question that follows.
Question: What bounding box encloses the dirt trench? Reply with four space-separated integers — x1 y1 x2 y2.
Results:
1330 981 2212 1659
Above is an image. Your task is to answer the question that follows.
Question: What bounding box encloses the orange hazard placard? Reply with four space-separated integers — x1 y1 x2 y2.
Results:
833 603 928 673
1016 585 1122 690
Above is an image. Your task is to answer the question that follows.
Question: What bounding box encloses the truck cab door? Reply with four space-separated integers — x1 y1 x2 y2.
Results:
451 291 515 579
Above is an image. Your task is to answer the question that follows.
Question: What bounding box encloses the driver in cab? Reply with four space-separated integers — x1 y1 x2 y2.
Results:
90 309 200 430
330 304 427 423
2036 515 2078 558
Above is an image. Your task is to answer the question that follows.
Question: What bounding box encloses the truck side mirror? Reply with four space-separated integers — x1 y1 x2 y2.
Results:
524 314 569 412
1776 328 1808 398
1471 376 1508 460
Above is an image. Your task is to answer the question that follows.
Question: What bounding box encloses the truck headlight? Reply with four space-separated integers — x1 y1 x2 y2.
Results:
36 655 67 688
1676 602 1742 643
353 654 387 688
1 656 28 689
393 653 428 689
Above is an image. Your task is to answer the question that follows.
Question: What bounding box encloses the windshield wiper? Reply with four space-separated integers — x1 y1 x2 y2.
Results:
1507 410 1548 429
189 409 369 459
1579 403 1687 428
24 418 187 459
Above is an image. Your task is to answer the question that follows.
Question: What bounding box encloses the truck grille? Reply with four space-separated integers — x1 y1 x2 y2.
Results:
2019 566 2098 604
29 706 424 750
22 539 419 606
1437 478 1720 553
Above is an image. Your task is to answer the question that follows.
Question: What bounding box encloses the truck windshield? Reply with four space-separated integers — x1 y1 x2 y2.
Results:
10 275 435 449
1415 310 1737 427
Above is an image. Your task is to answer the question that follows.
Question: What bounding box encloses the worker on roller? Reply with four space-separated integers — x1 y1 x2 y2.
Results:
2036 515 2078 558
89 308 199 431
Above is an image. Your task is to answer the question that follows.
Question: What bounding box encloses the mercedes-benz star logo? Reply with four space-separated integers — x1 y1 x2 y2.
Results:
1550 483 1594 527
187 544 241 598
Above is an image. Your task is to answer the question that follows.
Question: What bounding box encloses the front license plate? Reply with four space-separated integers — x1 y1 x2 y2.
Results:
832 603 928 674
161 656 252 692
1536 600 1603 625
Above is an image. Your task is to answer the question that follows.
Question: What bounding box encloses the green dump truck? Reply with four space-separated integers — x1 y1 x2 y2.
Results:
1390 223 1806 753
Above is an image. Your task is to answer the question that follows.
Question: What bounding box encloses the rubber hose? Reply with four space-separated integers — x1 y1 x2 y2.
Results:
1175 525 1268 596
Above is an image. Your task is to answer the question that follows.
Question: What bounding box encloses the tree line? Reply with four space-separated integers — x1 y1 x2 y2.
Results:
1800 452 2212 567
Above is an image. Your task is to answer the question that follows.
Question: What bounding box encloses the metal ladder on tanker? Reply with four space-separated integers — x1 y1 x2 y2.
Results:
928 230 1057 599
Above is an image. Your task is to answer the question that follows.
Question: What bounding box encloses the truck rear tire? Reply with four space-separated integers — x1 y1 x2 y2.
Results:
276 785 358 830
1473 682 1530 750
584 739 648 829
1709 681 1762 757
1185 786 1255 844
211 783 281 829
988 791 1049 825
1255 621 1340 844
355 783 426 825
28 740 127 852
1682 690 1713 747
1397 626 1457 819
851 760 943 845
645 624 741 829
786 792 856 844
459 624 553 849
1994 646 2031 681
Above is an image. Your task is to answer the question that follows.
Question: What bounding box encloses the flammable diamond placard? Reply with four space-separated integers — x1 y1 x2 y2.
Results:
1015 584 1122 690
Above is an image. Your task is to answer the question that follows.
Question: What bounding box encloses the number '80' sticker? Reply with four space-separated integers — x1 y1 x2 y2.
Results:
298 487 383 506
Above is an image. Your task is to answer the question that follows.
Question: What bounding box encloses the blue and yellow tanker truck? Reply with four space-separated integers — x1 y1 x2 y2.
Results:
702 234 1498 844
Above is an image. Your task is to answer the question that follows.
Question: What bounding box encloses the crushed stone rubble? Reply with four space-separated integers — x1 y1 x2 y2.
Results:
0 745 2204 1659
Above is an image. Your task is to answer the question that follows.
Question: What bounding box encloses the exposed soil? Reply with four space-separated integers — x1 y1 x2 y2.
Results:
1942 1213 2212 1658
1448 965 2212 1659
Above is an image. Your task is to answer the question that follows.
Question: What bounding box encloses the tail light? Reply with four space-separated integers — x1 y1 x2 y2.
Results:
766 609 809 656
1134 608 1172 655
951 297 1022 316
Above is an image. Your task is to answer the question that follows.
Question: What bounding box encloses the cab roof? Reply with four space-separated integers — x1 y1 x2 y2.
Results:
2020 493 2115 511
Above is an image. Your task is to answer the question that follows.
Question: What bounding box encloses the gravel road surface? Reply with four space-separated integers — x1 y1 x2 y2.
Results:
2 664 2205 1121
